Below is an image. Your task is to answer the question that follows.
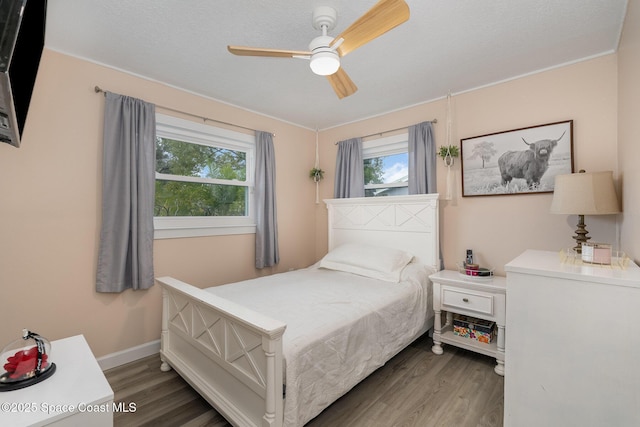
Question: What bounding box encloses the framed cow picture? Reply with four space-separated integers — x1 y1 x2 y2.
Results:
460 120 574 197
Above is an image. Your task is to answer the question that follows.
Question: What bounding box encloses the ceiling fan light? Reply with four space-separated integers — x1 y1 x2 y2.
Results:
310 52 340 76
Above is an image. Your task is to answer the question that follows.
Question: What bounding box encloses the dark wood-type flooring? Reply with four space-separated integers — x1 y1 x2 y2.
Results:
104 333 503 427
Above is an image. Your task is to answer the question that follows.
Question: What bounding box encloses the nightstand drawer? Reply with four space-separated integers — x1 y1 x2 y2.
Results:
442 287 493 315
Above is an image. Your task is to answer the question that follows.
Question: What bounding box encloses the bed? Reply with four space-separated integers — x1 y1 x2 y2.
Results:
157 194 440 427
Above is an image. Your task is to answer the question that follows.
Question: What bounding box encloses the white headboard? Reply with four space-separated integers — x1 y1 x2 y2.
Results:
324 194 440 271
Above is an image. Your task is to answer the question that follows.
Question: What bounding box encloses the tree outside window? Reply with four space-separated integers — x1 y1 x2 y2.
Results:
153 114 255 239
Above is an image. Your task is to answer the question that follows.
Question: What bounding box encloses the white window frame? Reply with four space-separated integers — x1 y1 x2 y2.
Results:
154 113 255 239
363 133 409 195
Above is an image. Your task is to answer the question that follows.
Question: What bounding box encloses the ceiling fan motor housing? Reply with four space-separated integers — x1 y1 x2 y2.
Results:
309 7 340 75
312 6 337 31
309 36 340 75
309 35 334 52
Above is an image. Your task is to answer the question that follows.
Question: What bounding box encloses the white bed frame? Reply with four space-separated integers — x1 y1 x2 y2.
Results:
157 194 440 427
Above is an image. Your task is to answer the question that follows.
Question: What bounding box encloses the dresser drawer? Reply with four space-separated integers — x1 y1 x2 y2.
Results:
442 287 494 316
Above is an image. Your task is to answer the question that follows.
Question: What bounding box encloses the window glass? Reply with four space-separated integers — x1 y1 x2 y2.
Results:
155 138 247 217
363 134 409 197
154 114 255 238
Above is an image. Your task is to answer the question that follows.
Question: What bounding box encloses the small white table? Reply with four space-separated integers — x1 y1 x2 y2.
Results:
0 334 114 427
429 270 506 375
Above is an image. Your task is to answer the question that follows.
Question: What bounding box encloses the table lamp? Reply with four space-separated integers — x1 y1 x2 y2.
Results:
550 170 620 253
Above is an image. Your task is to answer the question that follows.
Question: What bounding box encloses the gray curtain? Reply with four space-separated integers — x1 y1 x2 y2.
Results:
96 92 156 293
334 137 365 198
408 121 437 194
408 120 443 269
255 131 279 268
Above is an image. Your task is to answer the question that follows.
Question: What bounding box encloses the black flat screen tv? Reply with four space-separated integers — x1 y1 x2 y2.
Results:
0 0 46 148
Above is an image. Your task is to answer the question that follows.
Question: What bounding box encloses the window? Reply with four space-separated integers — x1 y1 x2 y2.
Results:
154 114 255 238
363 133 409 197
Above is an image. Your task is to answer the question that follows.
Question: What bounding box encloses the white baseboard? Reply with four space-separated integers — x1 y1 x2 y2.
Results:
97 339 160 371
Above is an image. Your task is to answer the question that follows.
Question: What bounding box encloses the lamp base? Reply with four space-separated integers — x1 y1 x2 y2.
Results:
572 214 590 254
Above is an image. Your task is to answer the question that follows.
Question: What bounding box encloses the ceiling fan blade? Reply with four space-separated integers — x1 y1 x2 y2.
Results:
331 0 409 57
227 45 311 58
327 68 358 99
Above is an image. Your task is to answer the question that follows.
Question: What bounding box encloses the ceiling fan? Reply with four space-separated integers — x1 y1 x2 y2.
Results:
227 0 410 99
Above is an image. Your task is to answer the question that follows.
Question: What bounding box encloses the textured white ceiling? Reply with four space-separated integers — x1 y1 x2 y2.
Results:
44 0 628 130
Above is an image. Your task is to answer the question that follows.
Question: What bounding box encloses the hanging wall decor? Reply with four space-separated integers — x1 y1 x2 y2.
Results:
310 167 324 182
441 92 458 199
461 120 574 197
311 129 324 203
438 145 459 166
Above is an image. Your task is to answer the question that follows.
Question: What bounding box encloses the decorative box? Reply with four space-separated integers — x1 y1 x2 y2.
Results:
452 314 496 344
581 243 612 265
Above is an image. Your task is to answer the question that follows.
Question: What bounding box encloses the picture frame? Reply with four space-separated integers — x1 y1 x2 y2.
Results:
460 120 574 197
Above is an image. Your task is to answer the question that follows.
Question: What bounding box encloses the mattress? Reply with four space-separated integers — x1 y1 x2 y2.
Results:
206 261 434 427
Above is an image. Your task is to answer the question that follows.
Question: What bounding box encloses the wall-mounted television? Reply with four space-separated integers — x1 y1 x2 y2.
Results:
0 0 46 148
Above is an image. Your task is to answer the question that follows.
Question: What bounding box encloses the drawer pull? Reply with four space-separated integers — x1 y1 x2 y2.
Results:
463 298 469 303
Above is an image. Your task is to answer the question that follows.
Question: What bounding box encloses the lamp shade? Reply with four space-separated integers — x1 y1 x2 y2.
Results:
309 51 340 76
550 171 620 215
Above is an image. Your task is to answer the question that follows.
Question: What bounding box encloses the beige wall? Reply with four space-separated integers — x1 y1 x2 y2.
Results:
618 0 640 264
0 50 317 356
316 55 620 274
0 39 632 358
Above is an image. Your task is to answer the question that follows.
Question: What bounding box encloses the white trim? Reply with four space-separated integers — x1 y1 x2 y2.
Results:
155 216 255 239
366 182 408 190
319 52 616 132
155 224 256 239
157 114 255 154
156 172 248 187
97 339 160 371
60 46 615 133
362 133 408 158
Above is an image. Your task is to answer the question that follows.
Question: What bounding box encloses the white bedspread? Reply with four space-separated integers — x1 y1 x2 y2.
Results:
205 262 434 427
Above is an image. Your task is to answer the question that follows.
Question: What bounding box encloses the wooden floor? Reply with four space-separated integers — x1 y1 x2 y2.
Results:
104 333 504 427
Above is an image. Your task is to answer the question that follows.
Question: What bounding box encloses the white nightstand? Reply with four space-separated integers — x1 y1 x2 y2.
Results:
429 270 506 375
0 334 114 427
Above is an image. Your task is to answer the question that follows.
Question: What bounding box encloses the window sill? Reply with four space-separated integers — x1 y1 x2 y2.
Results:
154 224 256 239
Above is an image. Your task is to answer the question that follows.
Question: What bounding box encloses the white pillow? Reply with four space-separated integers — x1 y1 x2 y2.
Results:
319 243 414 283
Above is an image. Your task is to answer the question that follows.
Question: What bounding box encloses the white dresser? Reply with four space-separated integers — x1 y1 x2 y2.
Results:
0 335 114 427
504 250 640 427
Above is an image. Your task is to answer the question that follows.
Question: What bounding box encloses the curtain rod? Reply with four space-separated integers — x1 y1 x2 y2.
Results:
94 86 275 137
361 120 437 139
335 119 438 144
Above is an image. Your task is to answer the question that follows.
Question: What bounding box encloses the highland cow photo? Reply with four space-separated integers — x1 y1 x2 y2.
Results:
460 120 573 197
